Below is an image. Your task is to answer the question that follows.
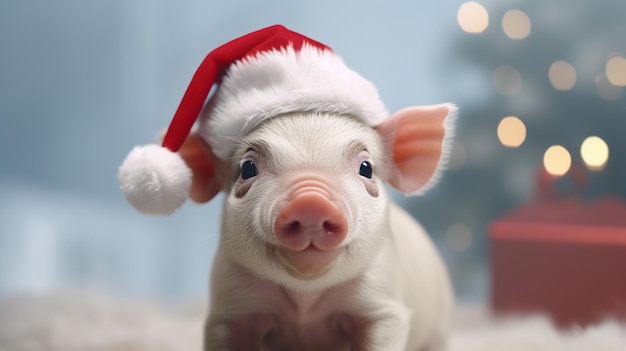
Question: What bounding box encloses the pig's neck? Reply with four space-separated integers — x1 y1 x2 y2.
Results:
283 288 326 320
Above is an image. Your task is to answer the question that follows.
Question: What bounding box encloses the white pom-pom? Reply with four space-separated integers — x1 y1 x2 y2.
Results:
118 144 192 215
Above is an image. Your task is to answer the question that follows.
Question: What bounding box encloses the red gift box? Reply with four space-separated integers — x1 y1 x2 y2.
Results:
490 169 626 327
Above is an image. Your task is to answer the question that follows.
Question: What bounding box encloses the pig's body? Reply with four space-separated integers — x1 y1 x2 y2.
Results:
206 203 452 351
199 112 454 350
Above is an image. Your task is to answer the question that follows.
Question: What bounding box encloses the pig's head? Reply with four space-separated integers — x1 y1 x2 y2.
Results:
178 104 455 292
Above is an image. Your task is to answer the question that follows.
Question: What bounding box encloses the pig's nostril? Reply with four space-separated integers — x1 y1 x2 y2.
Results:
286 221 300 233
323 221 341 235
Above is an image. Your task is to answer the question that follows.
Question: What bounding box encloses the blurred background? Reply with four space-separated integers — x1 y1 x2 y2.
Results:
0 0 624 303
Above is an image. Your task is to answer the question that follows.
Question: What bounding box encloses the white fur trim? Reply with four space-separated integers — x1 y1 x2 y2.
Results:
118 144 191 215
198 45 388 159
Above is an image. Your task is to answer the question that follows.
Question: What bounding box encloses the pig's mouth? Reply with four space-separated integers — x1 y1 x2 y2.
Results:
274 245 341 280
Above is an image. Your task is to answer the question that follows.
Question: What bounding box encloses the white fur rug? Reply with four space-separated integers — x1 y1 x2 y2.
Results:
0 292 624 351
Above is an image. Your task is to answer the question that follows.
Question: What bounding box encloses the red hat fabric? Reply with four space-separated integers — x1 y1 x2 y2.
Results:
162 25 330 155
118 25 387 215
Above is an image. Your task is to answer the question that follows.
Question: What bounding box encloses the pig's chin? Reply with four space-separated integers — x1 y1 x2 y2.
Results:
273 245 341 281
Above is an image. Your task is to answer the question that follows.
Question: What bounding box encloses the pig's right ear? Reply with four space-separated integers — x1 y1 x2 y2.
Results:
376 104 457 195
178 133 222 203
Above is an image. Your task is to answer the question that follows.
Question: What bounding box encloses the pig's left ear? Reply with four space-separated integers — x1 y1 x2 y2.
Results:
178 133 222 204
376 103 457 195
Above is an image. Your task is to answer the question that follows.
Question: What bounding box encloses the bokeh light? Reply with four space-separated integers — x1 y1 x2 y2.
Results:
497 116 526 147
548 60 576 90
606 55 626 86
543 145 571 176
445 224 473 252
493 65 522 96
502 9 531 39
458 2 489 34
581 136 609 171
595 73 624 100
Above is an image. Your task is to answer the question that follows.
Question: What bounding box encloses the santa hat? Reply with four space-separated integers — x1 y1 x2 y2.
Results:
118 25 387 215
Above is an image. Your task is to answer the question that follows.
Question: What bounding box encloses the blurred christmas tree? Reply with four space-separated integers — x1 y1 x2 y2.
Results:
400 0 626 299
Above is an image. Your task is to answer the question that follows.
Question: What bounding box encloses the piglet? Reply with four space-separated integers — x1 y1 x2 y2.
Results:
176 105 456 350
118 25 456 351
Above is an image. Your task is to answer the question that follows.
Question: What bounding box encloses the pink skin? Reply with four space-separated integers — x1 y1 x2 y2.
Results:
274 179 348 276
209 267 366 350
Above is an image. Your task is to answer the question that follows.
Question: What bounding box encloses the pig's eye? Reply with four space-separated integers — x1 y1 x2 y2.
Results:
241 160 258 180
359 161 373 179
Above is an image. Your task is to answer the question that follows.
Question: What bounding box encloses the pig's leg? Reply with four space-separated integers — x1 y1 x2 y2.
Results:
343 302 412 351
204 314 277 351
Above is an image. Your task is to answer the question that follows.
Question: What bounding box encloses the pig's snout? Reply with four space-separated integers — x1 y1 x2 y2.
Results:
274 184 347 253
